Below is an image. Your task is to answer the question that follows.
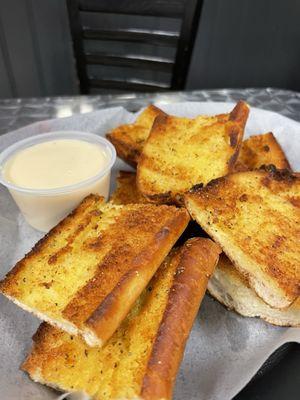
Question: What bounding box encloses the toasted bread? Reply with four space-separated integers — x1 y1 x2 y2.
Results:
185 167 300 309
106 105 165 166
110 170 149 205
208 254 300 326
235 132 291 172
22 238 221 400
109 171 207 245
137 101 249 204
0 194 189 346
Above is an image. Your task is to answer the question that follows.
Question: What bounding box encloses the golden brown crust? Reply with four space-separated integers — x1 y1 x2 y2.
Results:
0 194 103 294
67 210 190 344
107 136 140 168
229 100 250 127
106 105 166 166
226 101 250 172
235 132 291 172
141 238 221 400
185 168 300 309
0 197 189 347
137 101 249 204
22 238 221 399
110 170 149 205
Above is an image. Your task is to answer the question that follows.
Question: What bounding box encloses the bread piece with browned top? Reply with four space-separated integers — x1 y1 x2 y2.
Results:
22 237 221 400
185 167 300 309
208 254 300 327
137 101 249 204
0 194 189 347
235 132 291 172
106 105 165 166
110 170 149 205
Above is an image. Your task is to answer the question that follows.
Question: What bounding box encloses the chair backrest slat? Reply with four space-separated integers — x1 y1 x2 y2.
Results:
79 0 185 18
82 28 179 47
85 53 174 72
89 78 169 91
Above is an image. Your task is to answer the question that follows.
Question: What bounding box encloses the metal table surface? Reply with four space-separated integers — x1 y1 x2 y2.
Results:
0 88 299 400
0 88 300 136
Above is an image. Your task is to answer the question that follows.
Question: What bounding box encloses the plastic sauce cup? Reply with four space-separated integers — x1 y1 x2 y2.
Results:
0 131 116 232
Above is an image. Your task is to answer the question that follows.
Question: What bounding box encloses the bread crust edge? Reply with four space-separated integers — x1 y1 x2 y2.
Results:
140 237 221 400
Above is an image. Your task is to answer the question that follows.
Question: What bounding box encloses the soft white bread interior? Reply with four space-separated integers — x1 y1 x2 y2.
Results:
208 255 300 326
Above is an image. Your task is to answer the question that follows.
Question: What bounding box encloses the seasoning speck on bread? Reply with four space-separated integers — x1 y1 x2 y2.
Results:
185 167 300 309
22 238 221 400
137 101 249 204
0 194 189 346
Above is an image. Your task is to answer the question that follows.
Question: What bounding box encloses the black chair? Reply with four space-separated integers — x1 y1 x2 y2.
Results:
66 0 203 93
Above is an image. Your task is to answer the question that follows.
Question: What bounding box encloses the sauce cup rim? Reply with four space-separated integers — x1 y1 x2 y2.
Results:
0 130 116 196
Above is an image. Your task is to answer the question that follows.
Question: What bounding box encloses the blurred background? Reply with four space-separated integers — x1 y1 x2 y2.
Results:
0 0 299 98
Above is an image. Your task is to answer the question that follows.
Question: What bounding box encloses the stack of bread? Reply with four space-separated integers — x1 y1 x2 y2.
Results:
109 103 299 327
0 101 299 399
